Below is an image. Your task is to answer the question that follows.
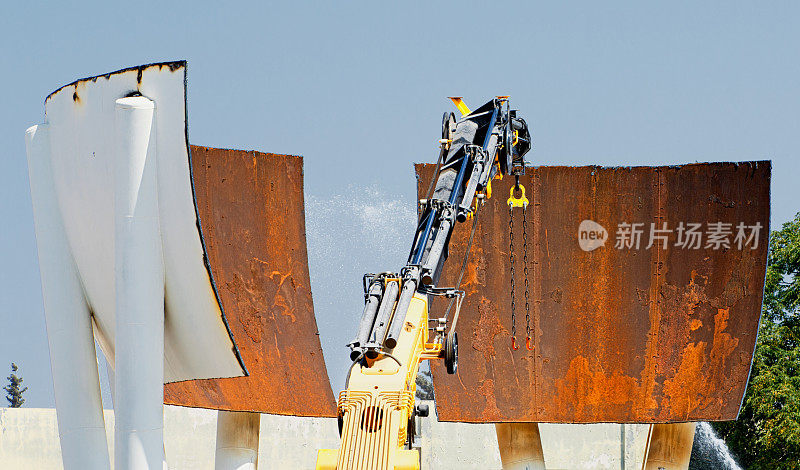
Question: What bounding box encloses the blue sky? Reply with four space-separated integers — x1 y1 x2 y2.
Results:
1 1 798 407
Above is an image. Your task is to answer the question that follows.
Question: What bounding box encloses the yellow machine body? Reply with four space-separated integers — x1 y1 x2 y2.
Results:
317 292 441 470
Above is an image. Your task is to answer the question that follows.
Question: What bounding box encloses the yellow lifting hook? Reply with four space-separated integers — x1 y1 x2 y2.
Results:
507 184 529 209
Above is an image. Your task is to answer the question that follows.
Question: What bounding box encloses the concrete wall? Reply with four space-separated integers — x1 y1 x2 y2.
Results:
0 407 216 469
0 407 65 469
419 415 502 469
0 405 649 469
540 423 649 470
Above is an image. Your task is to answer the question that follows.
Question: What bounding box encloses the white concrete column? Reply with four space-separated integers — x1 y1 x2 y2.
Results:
643 423 696 470
113 96 166 470
215 411 260 470
25 124 111 470
495 423 546 470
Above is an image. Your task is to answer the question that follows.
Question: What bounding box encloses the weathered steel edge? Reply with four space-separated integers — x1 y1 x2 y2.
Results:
183 68 248 378
735 161 772 421
413 160 772 175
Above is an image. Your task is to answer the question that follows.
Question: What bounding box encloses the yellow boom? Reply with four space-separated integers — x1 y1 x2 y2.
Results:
317 292 440 470
318 97 531 469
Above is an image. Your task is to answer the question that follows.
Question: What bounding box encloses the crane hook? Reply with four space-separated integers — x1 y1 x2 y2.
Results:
511 336 519 350
507 183 529 209
526 336 533 351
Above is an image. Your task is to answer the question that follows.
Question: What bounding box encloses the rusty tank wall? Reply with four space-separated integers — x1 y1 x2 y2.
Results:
418 162 770 423
164 146 337 417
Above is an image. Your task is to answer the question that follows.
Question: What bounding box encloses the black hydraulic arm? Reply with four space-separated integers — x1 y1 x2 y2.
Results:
349 97 531 360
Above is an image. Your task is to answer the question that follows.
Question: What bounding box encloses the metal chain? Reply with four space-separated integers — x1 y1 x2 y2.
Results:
508 204 516 345
522 203 531 346
508 176 532 351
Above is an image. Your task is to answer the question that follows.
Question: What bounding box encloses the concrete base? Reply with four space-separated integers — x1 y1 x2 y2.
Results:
643 423 696 470
0 405 665 470
495 423 546 470
215 411 259 470
539 423 651 469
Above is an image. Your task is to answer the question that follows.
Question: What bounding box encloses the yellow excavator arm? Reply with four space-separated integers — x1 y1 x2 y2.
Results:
317 97 531 470
317 293 439 469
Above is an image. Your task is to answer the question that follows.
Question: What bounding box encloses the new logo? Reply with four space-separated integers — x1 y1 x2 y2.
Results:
578 220 608 252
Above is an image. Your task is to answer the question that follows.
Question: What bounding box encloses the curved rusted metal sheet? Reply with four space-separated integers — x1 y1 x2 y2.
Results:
420 161 770 423
164 146 337 417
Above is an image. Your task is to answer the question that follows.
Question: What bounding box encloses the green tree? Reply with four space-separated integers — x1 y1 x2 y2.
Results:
714 212 800 468
4 363 28 408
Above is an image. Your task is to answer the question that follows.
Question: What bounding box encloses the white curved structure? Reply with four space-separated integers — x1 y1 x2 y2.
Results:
26 62 246 469
112 95 165 469
26 124 111 469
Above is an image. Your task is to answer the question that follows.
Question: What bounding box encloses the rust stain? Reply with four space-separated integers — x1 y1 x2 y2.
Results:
477 379 503 421
45 61 187 103
420 162 770 423
553 356 640 420
164 146 336 418
708 194 736 208
473 296 505 362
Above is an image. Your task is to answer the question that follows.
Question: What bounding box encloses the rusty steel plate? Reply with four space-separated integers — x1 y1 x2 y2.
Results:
164 146 337 417
419 162 770 423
